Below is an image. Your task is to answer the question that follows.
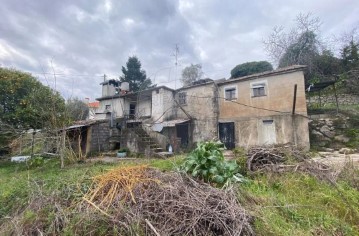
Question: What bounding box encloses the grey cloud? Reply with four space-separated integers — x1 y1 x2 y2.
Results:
0 0 358 99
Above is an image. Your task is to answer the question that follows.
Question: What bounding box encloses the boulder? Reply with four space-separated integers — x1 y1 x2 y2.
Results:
339 148 354 154
320 125 336 138
334 135 350 143
325 119 333 126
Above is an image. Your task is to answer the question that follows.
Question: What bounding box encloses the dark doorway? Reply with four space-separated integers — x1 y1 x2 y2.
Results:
176 122 189 148
219 122 235 149
129 104 136 119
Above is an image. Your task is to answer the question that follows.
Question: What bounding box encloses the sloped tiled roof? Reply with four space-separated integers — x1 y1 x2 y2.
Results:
88 101 100 108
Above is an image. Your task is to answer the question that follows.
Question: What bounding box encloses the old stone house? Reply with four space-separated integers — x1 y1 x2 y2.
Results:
76 65 309 156
218 65 309 150
91 78 219 153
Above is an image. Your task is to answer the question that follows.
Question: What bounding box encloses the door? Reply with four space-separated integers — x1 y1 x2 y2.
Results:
176 122 189 148
219 122 235 149
129 104 136 119
260 120 276 145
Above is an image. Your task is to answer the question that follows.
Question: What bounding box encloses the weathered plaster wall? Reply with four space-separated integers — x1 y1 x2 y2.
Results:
102 83 116 97
151 88 175 122
175 83 218 143
137 97 152 117
97 97 129 119
221 115 309 150
219 70 307 119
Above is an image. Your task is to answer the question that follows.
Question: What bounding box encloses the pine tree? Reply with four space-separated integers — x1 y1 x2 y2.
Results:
120 56 155 92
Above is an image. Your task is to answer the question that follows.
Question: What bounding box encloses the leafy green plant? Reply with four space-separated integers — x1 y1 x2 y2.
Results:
29 156 45 168
181 141 244 186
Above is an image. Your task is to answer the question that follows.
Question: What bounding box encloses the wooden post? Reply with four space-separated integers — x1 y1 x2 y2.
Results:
292 84 298 147
60 130 66 168
31 131 35 158
333 83 339 114
292 84 297 115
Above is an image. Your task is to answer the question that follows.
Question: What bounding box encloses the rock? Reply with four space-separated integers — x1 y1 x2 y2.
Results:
320 125 336 138
339 148 354 154
311 130 323 137
325 119 333 126
334 135 350 143
317 141 328 147
323 148 334 152
318 151 332 157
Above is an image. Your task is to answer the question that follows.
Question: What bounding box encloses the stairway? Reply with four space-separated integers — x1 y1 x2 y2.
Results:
129 126 164 155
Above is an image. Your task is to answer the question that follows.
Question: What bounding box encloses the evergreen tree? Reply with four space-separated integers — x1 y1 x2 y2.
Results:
230 61 273 78
120 56 155 92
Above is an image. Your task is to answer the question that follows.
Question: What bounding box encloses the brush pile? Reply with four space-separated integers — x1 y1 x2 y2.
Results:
82 166 254 236
246 145 332 180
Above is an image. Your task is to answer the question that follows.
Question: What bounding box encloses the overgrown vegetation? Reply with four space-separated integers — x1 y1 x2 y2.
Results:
0 148 359 235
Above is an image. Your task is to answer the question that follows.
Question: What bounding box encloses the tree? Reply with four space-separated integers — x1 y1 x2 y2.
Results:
0 67 65 130
0 67 66 154
65 98 89 121
264 12 322 67
340 39 359 94
341 39 359 71
278 31 319 69
120 56 155 92
263 13 346 83
230 61 273 78
181 64 204 86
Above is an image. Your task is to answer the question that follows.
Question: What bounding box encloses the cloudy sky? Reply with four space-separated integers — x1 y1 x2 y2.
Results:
0 0 358 100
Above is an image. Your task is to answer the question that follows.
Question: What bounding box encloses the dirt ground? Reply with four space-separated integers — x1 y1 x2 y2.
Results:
312 152 359 170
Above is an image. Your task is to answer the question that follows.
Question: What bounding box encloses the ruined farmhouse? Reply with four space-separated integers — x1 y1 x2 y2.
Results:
67 65 310 156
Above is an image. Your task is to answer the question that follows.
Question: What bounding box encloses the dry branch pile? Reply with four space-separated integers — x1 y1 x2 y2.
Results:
82 166 254 236
246 146 333 180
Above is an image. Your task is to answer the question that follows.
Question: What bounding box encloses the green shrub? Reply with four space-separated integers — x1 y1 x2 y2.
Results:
29 156 45 168
181 141 245 186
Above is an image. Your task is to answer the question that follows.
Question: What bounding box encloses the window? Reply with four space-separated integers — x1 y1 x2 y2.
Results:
251 81 267 97
105 104 111 110
178 92 187 105
262 119 273 125
224 87 237 100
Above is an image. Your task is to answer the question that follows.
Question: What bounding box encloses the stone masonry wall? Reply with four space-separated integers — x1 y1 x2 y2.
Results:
308 93 359 106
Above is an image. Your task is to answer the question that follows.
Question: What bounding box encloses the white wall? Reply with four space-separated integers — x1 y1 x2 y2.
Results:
137 98 152 117
151 88 174 122
97 97 128 119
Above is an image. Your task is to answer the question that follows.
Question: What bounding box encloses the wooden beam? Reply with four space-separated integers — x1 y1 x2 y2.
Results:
292 84 297 115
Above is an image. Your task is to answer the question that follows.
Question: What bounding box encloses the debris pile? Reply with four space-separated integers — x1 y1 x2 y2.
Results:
83 166 254 236
246 146 332 180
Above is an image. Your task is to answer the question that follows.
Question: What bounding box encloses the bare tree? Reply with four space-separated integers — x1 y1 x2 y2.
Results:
263 12 322 67
181 64 203 86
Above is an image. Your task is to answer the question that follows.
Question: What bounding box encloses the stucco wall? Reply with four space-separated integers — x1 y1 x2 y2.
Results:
219 70 307 119
137 96 152 117
151 88 175 122
222 115 309 150
97 97 129 119
175 83 218 143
